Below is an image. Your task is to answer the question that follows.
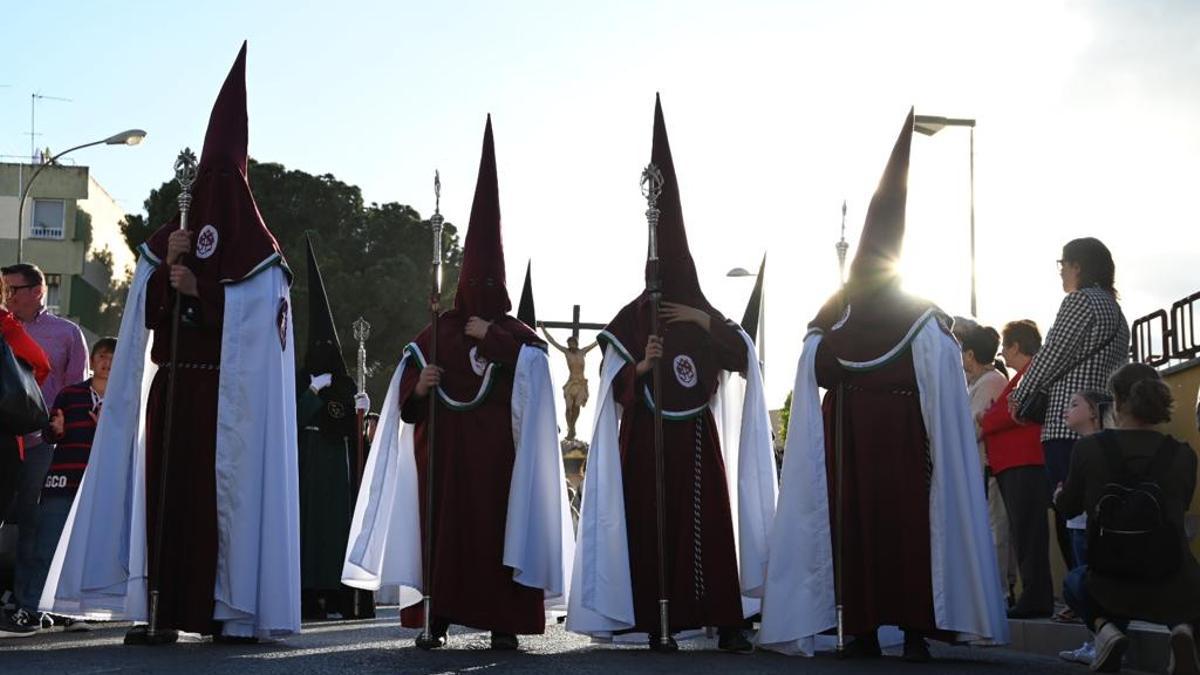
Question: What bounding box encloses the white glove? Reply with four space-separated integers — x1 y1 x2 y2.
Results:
354 392 371 413
309 373 333 393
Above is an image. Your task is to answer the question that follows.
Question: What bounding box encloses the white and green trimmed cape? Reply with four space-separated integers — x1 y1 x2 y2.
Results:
341 342 575 616
565 327 778 637
757 308 1010 655
40 249 301 639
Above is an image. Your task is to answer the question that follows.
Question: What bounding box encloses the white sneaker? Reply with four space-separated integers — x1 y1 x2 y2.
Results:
1169 623 1200 675
1059 641 1095 664
1091 621 1129 672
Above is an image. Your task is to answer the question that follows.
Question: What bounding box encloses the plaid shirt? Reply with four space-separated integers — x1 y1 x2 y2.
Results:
1012 286 1129 441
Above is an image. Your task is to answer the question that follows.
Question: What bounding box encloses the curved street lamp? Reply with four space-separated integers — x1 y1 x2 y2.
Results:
15 128 146 263
914 114 976 316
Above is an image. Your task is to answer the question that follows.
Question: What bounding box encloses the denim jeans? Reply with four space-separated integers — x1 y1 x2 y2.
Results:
26 493 74 612
13 442 52 612
1070 528 1088 569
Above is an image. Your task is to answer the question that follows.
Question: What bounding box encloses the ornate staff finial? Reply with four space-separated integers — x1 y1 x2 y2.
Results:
836 199 850 283
352 316 371 344
174 148 199 229
430 170 444 266
640 163 664 261
352 316 371 395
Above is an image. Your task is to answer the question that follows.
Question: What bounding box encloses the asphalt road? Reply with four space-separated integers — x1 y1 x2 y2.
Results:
0 607 1138 674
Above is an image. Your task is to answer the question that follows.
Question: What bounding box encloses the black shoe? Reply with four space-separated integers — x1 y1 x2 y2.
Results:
717 627 754 654
0 610 37 639
837 633 882 659
648 633 679 652
902 634 931 663
123 625 179 646
490 632 519 650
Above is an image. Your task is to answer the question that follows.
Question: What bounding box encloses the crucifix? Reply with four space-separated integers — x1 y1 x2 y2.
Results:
538 304 605 442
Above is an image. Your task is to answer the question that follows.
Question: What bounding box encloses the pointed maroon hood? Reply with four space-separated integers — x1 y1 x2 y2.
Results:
143 41 286 284
406 115 541 404
646 94 714 312
809 108 942 359
453 115 510 320
847 107 913 288
602 95 730 413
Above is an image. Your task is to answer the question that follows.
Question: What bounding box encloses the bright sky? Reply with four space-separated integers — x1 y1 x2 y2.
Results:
5 1 1199 438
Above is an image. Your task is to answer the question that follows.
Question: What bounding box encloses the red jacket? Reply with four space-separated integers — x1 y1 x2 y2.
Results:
980 365 1044 474
2 308 51 458
1 309 50 383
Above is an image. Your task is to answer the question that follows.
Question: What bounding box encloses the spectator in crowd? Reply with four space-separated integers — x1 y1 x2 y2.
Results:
1057 363 1199 674
25 337 118 633
0 306 50 520
963 324 1017 604
983 320 1055 619
1056 388 1113 664
0 263 88 635
0 299 51 640
1062 391 1113 569
1010 238 1130 571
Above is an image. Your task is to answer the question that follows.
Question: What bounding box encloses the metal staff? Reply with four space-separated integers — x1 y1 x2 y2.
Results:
415 172 444 650
834 200 849 654
352 316 371 485
147 148 198 641
640 164 675 652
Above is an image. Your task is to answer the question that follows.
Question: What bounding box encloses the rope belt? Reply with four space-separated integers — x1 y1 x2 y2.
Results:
845 383 916 397
692 415 706 601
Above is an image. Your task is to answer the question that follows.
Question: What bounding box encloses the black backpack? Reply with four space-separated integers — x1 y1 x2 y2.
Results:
1088 431 1182 581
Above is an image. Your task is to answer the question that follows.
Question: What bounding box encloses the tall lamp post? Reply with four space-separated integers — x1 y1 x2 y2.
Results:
726 265 764 370
913 114 976 317
15 128 146 264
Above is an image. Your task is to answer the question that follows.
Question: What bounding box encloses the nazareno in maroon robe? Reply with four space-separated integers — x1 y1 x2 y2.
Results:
143 266 223 635
812 285 958 640
603 296 748 634
139 42 286 636
396 312 547 634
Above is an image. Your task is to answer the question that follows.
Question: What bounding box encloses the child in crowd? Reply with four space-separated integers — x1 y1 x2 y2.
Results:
28 337 117 632
1057 389 1113 664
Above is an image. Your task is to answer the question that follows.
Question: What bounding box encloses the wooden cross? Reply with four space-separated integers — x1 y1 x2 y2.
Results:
538 304 605 342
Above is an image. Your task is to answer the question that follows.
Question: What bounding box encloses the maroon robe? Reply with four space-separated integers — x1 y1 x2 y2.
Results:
143 264 224 635
605 296 747 633
812 286 957 640
397 313 546 635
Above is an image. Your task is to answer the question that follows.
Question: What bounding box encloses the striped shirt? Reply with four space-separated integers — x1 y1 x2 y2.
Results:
42 378 102 495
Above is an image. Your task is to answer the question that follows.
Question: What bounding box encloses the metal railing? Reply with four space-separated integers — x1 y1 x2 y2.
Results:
1131 290 1200 366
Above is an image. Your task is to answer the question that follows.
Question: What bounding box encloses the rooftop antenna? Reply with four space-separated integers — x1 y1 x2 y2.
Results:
30 92 72 160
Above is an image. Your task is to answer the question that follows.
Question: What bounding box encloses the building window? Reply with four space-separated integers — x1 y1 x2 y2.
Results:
44 273 62 315
31 199 66 239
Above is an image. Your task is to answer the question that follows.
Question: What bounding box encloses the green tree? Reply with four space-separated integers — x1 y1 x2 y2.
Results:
120 159 463 404
91 246 131 338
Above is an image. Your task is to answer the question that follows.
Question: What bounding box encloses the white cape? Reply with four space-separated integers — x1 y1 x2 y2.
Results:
342 344 574 614
758 314 1009 655
40 254 301 639
565 328 777 636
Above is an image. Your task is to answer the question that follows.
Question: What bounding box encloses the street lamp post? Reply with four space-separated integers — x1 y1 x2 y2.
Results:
15 128 146 264
726 265 765 370
913 114 976 317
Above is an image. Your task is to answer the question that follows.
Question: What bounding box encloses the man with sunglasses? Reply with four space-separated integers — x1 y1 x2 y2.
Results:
0 263 88 635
